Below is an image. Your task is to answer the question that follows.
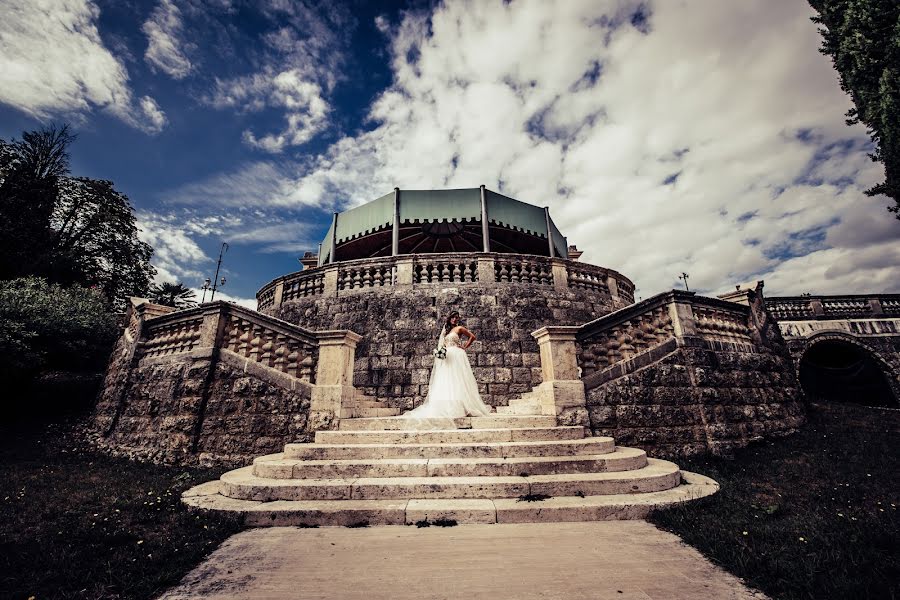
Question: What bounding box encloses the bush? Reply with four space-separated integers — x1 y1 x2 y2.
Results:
0 276 118 384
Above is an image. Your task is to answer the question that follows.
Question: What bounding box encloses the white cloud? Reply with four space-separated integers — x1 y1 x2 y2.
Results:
0 0 167 133
142 0 193 79
138 212 211 283
268 0 896 297
202 2 353 152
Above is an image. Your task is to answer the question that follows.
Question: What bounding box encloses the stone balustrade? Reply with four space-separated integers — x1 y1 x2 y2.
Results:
575 291 753 383
767 294 900 320
134 302 359 396
257 252 634 312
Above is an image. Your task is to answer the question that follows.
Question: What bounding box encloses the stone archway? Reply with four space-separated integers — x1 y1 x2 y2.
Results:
798 333 899 408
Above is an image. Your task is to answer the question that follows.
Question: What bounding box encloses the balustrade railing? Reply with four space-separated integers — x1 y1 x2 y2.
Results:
693 304 752 344
136 302 322 383
141 314 204 359
567 263 610 294
494 256 552 285
339 260 396 290
414 256 478 283
222 312 318 382
767 294 900 320
257 253 635 311
576 290 752 380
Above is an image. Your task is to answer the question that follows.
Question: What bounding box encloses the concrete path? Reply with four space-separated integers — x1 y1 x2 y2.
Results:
160 521 766 600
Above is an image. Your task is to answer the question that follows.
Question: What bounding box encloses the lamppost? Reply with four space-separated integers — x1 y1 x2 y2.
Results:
678 272 690 292
201 243 229 302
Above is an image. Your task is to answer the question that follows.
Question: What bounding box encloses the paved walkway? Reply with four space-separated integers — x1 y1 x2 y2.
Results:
160 521 766 600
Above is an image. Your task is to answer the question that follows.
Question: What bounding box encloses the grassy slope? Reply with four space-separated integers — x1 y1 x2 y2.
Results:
0 419 242 600
650 403 899 600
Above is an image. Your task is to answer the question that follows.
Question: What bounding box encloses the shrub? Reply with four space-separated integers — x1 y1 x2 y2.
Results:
0 276 117 384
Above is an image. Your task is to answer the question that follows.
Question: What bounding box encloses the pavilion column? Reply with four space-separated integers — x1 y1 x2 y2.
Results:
480 184 490 253
544 207 556 258
392 187 400 256
330 212 338 264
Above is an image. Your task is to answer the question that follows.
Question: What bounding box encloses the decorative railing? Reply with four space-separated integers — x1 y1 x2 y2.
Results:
136 302 322 383
257 253 635 311
414 255 478 284
767 294 900 320
222 311 318 382
576 290 752 380
567 263 611 294
141 313 205 359
339 258 397 290
494 256 552 285
283 271 325 301
693 304 753 344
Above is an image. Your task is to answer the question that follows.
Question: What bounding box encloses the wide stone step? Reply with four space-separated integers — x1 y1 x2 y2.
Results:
315 427 585 445
339 407 402 418
342 399 394 409
338 415 558 431
183 470 718 526
283 437 615 460
251 447 646 479
221 453 666 502
495 403 542 415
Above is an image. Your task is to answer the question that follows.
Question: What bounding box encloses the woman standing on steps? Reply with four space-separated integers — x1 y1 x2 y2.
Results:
401 310 492 418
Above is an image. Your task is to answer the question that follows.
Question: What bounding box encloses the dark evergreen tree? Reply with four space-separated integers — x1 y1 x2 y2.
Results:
809 0 900 216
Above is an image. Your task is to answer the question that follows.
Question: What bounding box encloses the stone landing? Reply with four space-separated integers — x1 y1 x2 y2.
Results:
182 415 718 526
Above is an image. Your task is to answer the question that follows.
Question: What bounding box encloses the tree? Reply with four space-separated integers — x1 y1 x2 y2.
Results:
809 0 900 217
148 281 198 308
0 125 155 307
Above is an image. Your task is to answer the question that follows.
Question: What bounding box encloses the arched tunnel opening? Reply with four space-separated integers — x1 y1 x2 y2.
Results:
799 340 898 408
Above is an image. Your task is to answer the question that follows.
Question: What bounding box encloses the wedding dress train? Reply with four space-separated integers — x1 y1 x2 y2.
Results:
401 330 492 418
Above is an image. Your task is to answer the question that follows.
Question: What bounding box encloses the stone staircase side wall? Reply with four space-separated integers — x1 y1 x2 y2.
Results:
586 342 805 457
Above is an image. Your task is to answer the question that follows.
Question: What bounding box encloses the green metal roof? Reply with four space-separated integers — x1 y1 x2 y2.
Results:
318 187 568 264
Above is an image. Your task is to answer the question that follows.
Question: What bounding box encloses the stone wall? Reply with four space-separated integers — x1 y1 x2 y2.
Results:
274 282 626 410
89 299 355 466
586 340 805 457
575 289 806 457
91 351 312 466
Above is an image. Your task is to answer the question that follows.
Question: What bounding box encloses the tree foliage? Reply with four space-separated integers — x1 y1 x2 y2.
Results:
0 125 155 308
809 0 900 216
149 281 198 308
0 277 118 383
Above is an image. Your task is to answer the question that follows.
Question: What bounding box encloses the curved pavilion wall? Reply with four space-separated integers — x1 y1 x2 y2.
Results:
260 187 635 409
259 252 634 409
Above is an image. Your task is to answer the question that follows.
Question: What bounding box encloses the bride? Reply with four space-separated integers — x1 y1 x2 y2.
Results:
401 310 492 418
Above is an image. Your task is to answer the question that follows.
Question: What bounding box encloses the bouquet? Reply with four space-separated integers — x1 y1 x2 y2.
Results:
433 346 447 360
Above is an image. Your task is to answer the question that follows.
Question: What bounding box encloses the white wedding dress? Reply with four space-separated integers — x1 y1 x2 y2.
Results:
401 328 492 418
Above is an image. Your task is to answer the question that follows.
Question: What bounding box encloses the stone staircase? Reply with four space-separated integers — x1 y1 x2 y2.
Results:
183 413 718 526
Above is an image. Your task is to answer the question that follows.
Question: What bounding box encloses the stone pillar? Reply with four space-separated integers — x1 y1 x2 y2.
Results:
272 280 284 309
309 330 362 431
606 275 619 302
198 303 227 348
810 299 825 317
392 187 400 256
477 255 495 284
395 256 414 285
869 297 885 316
322 265 338 298
668 293 697 337
550 258 568 290
530 326 588 427
480 185 490 252
544 207 556 258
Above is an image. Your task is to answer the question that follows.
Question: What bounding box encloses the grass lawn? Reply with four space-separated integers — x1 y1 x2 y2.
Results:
650 402 899 600
0 416 243 600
